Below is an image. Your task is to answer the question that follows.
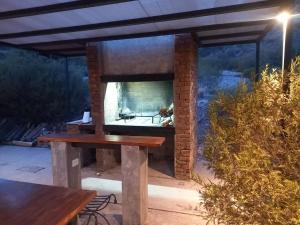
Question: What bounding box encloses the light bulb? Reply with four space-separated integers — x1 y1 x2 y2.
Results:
276 11 290 24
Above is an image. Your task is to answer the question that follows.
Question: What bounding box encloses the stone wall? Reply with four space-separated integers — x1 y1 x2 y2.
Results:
174 34 198 180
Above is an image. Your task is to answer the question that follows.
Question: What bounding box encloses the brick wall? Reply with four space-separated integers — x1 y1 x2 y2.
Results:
174 34 198 180
86 42 119 171
86 35 198 179
86 42 105 134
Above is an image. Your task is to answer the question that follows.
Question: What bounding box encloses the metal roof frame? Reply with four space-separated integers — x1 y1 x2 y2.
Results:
0 0 293 55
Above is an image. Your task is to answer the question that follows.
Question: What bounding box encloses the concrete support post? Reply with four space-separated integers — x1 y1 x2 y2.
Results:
121 145 148 225
50 142 81 189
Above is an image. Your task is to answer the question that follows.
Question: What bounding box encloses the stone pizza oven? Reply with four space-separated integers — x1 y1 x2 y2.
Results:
76 34 198 180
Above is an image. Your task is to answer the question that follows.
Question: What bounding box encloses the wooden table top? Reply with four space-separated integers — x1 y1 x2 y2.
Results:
38 133 165 148
0 179 96 225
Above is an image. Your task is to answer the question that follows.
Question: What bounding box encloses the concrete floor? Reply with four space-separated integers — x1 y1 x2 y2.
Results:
0 145 212 225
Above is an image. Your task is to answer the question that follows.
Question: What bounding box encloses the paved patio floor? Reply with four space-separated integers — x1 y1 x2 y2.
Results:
0 145 212 225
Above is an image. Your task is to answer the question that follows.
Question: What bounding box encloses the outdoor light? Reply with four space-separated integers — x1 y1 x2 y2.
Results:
276 11 291 76
276 11 291 24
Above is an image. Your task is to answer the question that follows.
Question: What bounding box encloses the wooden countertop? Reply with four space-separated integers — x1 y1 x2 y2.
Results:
0 179 96 225
38 133 165 148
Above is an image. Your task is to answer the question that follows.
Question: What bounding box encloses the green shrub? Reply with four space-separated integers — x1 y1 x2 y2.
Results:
0 49 88 123
199 57 300 225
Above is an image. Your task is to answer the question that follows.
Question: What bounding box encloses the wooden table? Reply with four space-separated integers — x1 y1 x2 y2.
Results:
0 178 96 225
38 134 165 225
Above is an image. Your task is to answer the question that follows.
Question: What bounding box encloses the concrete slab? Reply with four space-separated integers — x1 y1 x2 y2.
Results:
0 145 211 225
0 145 53 185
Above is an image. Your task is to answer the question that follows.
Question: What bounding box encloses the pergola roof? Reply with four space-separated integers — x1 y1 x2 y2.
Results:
0 0 293 56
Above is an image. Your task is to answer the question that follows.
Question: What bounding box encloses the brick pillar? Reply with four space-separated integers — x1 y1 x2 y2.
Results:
86 42 105 133
86 42 119 171
174 34 198 180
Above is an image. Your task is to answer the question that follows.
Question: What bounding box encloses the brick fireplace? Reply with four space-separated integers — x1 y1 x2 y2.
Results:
85 34 198 179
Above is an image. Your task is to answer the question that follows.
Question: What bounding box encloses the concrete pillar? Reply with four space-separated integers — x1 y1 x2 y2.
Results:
50 142 81 189
121 145 148 225
174 34 198 180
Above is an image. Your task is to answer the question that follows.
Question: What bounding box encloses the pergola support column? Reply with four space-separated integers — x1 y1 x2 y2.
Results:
282 21 293 92
65 56 70 116
174 34 198 179
282 0 295 93
255 41 260 81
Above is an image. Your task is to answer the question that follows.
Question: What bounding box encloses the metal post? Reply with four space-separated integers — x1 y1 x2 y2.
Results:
255 41 260 81
282 0 295 93
65 56 70 117
282 17 293 93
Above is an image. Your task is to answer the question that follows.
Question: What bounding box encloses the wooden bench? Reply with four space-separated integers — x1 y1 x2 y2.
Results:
38 133 165 225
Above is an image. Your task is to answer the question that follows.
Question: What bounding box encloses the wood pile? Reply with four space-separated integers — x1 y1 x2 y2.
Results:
0 119 65 146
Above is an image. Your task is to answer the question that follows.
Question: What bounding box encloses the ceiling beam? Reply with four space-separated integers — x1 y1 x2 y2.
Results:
43 48 86 56
39 32 259 54
0 0 285 40
200 40 257 48
258 22 275 41
60 53 86 57
195 20 271 31
0 41 64 57
0 0 134 20
199 31 262 41
37 47 85 52
19 19 272 48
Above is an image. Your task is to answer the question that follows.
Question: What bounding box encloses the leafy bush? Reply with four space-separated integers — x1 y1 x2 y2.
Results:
200 57 300 225
0 49 89 123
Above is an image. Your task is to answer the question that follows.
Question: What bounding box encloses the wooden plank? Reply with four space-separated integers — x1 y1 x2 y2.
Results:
0 178 96 225
20 124 35 141
38 134 165 148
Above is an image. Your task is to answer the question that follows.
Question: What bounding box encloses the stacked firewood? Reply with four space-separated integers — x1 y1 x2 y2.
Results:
159 103 174 127
0 118 65 146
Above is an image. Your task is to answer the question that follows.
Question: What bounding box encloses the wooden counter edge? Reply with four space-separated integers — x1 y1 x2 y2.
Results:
58 189 97 225
38 134 165 148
